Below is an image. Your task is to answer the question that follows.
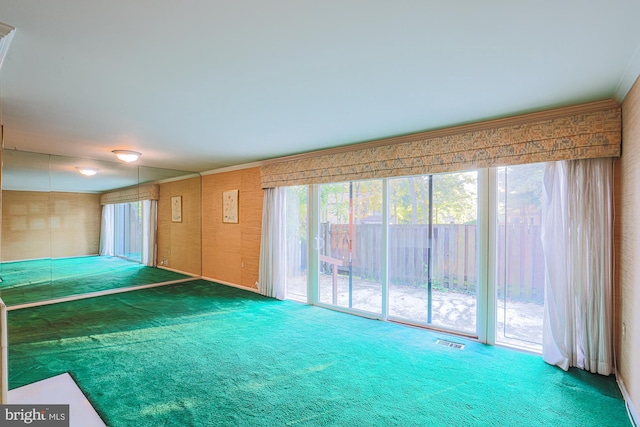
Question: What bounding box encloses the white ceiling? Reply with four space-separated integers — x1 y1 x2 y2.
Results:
1 1 640 173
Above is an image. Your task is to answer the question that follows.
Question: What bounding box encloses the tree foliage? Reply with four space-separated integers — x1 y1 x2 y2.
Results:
497 163 545 220
316 172 477 225
287 164 544 230
389 172 477 224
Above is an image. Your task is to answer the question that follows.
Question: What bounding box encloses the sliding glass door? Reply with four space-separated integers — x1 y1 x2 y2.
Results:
114 202 143 262
388 172 478 334
283 166 544 349
318 180 383 314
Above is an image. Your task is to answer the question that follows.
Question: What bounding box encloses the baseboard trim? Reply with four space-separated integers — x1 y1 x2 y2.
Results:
618 376 638 427
199 276 260 294
7 277 198 311
156 265 199 277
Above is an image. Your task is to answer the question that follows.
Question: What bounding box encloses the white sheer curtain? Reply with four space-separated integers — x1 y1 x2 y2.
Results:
258 187 286 299
541 158 613 375
142 200 157 267
99 204 115 256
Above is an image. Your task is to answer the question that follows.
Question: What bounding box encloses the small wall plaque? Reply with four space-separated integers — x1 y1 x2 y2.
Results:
223 189 238 223
171 196 182 222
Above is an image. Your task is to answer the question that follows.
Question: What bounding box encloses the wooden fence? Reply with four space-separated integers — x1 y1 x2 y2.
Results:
319 223 544 303
496 223 545 303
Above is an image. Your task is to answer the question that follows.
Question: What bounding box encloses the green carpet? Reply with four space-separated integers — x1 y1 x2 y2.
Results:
0 256 191 306
8 280 629 426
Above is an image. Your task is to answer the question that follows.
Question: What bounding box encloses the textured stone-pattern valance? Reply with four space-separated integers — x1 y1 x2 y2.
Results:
100 184 159 205
260 101 621 188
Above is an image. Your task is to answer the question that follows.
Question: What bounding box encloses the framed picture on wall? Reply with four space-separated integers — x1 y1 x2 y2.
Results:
171 196 182 222
223 189 239 223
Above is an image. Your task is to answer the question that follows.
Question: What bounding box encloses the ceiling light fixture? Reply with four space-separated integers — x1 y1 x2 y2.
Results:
112 150 141 163
76 167 98 176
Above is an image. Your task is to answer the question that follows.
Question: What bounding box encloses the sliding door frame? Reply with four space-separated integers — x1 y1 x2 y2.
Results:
381 179 389 322
303 168 500 343
477 168 496 344
308 185 319 306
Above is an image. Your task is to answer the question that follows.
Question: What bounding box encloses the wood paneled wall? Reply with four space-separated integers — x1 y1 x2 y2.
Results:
1 191 101 261
157 177 202 275
617 76 640 414
201 167 263 289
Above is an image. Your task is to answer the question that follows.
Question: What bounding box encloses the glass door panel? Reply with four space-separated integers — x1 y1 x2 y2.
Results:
318 182 349 307
430 172 478 334
284 186 309 302
496 163 545 351
388 172 478 335
318 180 382 314
388 176 431 322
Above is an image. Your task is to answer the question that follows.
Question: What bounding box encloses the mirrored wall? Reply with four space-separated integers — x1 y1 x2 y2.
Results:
0 149 202 307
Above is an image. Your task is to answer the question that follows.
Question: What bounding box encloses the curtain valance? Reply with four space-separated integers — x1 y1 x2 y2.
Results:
260 100 621 188
100 183 159 205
